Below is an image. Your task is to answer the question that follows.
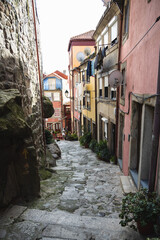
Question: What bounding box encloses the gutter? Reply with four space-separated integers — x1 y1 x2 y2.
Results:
116 11 123 163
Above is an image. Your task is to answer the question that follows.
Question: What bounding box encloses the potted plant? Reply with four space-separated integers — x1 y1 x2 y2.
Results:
119 188 160 235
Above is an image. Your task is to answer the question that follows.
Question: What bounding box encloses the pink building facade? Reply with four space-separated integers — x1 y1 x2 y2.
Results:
118 0 160 190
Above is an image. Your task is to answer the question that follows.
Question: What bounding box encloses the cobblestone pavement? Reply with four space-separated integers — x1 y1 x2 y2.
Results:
0 141 144 240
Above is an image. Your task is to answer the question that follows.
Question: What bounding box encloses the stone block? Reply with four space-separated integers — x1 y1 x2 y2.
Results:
43 224 87 240
0 229 6 239
120 176 136 194
0 205 27 226
5 221 43 240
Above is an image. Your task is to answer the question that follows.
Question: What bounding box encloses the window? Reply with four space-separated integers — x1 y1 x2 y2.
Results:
48 79 56 90
78 73 80 83
44 92 52 101
98 39 102 50
104 122 108 139
104 31 108 46
86 91 91 109
123 0 130 36
104 76 108 98
82 71 85 82
111 21 118 46
54 92 60 101
74 74 78 85
83 91 91 109
54 108 61 117
78 100 81 112
111 87 116 100
102 117 108 139
55 123 60 131
108 16 117 27
75 98 78 110
47 123 53 130
99 78 102 97
121 69 126 98
83 92 85 107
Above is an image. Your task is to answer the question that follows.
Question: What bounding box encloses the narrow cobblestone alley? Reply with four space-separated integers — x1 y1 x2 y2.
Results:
0 141 144 240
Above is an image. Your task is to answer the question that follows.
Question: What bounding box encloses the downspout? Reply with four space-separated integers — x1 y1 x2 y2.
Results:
72 71 74 132
116 12 123 163
95 49 98 140
31 0 46 151
149 50 160 192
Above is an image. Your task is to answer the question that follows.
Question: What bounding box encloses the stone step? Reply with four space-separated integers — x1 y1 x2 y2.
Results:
20 208 143 240
120 176 136 194
0 205 27 226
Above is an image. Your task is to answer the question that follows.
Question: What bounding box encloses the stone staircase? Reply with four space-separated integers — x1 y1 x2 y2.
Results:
0 205 144 240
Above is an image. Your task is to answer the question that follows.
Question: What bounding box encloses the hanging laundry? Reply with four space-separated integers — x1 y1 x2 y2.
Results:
102 47 106 58
91 60 95 76
87 60 92 77
98 48 103 69
94 55 99 70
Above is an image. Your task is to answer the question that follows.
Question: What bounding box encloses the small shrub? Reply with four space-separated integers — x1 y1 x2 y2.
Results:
96 140 111 162
89 139 98 152
66 132 78 141
119 189 160 231
110 155 116 164
79 132 92 146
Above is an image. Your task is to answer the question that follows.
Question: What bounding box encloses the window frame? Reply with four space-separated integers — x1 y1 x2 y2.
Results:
99 78 103 98
122 0 130 43
104 76 109 98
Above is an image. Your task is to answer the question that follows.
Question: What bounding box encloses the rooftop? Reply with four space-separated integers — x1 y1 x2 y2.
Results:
68 30 95 51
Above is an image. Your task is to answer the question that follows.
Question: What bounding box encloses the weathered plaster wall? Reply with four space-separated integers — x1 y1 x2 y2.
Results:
0 0 44 206
120 0 160 176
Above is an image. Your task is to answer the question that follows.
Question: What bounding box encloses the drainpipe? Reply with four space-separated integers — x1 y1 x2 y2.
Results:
31 0 46 151
72 71 74 132
95 72 98 140
116 12 123 163
149 50 160 192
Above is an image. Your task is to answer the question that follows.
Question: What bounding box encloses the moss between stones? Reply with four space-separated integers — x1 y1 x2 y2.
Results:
39 169 52 180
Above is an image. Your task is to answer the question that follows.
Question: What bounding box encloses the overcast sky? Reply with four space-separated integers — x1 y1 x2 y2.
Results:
37 0 106 75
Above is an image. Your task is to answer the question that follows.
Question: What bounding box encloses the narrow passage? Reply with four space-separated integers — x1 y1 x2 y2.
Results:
0 141 143 240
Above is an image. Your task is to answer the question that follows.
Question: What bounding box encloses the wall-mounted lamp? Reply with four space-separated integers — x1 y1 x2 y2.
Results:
65 90 74 100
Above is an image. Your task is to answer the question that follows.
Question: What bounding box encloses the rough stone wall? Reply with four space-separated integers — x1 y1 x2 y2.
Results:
0 0 44 206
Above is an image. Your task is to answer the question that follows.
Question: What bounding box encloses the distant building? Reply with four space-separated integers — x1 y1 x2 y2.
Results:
79 53 96 139
43 72 63 132
43 70 70 132
68 30 95 132
93 2 121 154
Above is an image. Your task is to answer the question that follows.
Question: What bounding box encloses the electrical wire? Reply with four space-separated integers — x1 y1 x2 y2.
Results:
119 92 160 115
120 16 160 63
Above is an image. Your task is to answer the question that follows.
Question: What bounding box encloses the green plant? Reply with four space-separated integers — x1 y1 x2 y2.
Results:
89 139 97 152
66 132 78 141
45 129 54 144
95 140 111 162
119 188 160 231
110 155 116 164
79 132 92 146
